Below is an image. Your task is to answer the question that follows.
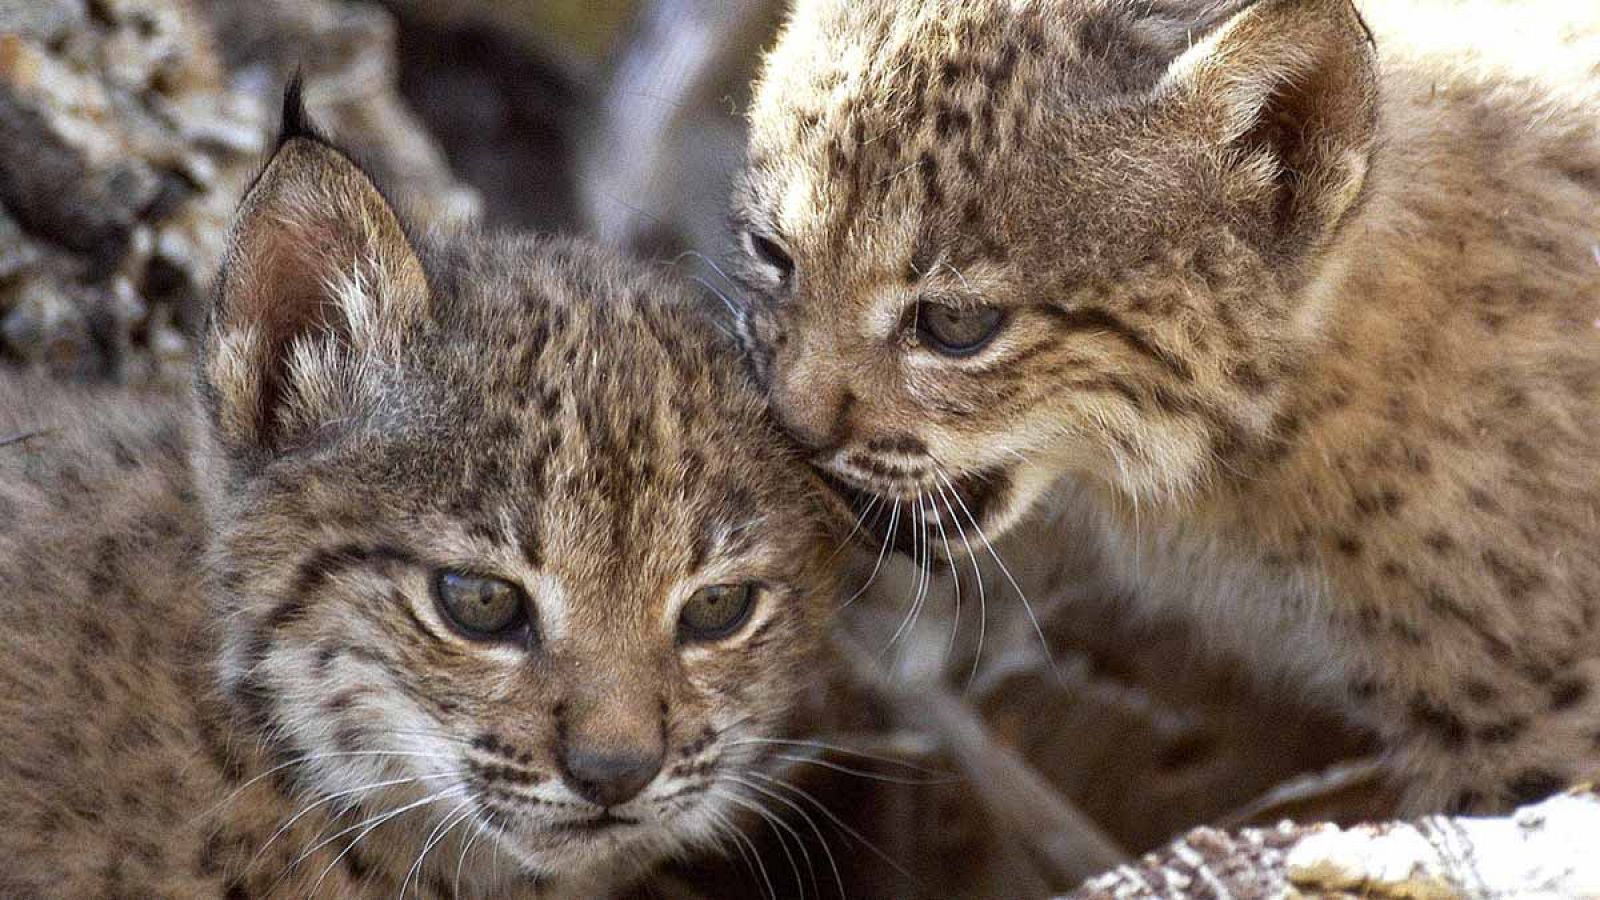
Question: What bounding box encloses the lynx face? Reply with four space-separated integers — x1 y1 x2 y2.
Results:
732 0 1377 549
201 96 835 882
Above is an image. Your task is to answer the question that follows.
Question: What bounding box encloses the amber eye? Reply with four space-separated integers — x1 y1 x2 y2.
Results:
434 571 531 641
917 302 1006 356
745 231 795 282
678 583 759 643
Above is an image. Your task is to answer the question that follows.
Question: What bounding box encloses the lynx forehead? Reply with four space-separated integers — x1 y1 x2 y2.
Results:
735 0 1600 814
0 87 835 897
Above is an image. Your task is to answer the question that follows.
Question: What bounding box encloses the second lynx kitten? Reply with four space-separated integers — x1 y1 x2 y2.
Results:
0 91 836 897
732 0 1600 812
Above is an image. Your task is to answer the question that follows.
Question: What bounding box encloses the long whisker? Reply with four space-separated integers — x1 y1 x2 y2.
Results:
454 818 492 898
748 771 917 884
247 770 462 874
935 481 988 690
705 805 774 900
725 773 844 900
771 753 960 786
403 797 477 897
285 786 464 896
885 493 929 655
715 786 813 900
928 491 963 669
205 749 460 823
670 249 747 299
724 737 949 775
842 498 898 609
688 274 743 324
825 493 880 563
936 470 1054 671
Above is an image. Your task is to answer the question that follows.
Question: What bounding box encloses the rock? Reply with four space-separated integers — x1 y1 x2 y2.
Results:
1 277 92 376
1063 790 1600 899
199 0 481 224
0 204 41 281
0 0 87 45
0 0 476 382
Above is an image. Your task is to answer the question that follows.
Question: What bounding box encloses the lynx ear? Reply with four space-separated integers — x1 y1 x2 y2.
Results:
1158 0 1378 260
200 82 427 456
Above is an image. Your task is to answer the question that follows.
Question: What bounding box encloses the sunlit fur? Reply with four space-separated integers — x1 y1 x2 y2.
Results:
0 127 837 894
735 0 1600 813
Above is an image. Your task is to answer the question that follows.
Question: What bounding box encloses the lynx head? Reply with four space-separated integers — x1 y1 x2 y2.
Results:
733 0 1377 548
197 86 837 887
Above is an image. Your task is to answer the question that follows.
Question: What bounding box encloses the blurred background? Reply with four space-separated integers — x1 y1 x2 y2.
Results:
3 0 1593 896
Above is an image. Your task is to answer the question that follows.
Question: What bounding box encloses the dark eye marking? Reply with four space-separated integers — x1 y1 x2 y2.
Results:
1042 306 1194 381
267 543 420 632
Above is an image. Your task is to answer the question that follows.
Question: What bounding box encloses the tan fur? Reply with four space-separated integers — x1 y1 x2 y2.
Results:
734 0 1600 813
0 121 837 894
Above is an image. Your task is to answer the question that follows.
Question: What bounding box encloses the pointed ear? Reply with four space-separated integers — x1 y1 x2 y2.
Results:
1158 0 1378 260
200 98 427 457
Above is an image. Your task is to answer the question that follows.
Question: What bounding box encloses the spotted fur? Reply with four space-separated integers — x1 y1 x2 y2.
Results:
734 0 1600 812
0 98 836 896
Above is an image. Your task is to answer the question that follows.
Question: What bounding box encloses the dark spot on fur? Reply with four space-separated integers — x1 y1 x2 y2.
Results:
1463 679 1498 704
1506 769 1567 805
1390 620 1426 646
1408 694 1467 748
1549 678 1589 711
1156 732 1216 771
1481 549 1545 601
1475 717 1527 745
1423 531 1456 555
1446 789 1486 814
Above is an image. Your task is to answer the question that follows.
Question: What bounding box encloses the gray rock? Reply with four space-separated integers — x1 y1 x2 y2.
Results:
0 0 88 45
0 204 40 283
0 0 476 383
0 276 91 376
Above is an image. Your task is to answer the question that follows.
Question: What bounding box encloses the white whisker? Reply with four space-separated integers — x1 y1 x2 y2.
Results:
290 786 465 897
842 498 898 609
937 470 1055 671
715 785 813 900
403 797 477 897
725 774 844 900
247 770 462 875
749 771 917 884
935 480 988 689
724 737 949 775
705 803 776 900
771 753 960 786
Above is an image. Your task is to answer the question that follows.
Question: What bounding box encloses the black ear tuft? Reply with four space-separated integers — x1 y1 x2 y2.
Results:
275 71 330 151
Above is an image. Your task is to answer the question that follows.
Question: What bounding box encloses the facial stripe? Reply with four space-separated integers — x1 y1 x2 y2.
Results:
265 543 420 631
1043 306 1194 381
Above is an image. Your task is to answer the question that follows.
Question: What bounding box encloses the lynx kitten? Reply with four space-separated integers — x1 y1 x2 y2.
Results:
0 89 835 897
732 0 1600 812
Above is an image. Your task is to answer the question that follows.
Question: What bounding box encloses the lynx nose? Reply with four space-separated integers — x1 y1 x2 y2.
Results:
559 746 663 807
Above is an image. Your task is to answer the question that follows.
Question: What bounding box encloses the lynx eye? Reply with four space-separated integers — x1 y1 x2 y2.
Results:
434 571 530 641
916 302 1006 357
745 231 795 282
678 583 759 643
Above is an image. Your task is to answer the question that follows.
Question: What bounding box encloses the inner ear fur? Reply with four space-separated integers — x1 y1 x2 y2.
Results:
1159 0 1379 260
201 134 427 455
